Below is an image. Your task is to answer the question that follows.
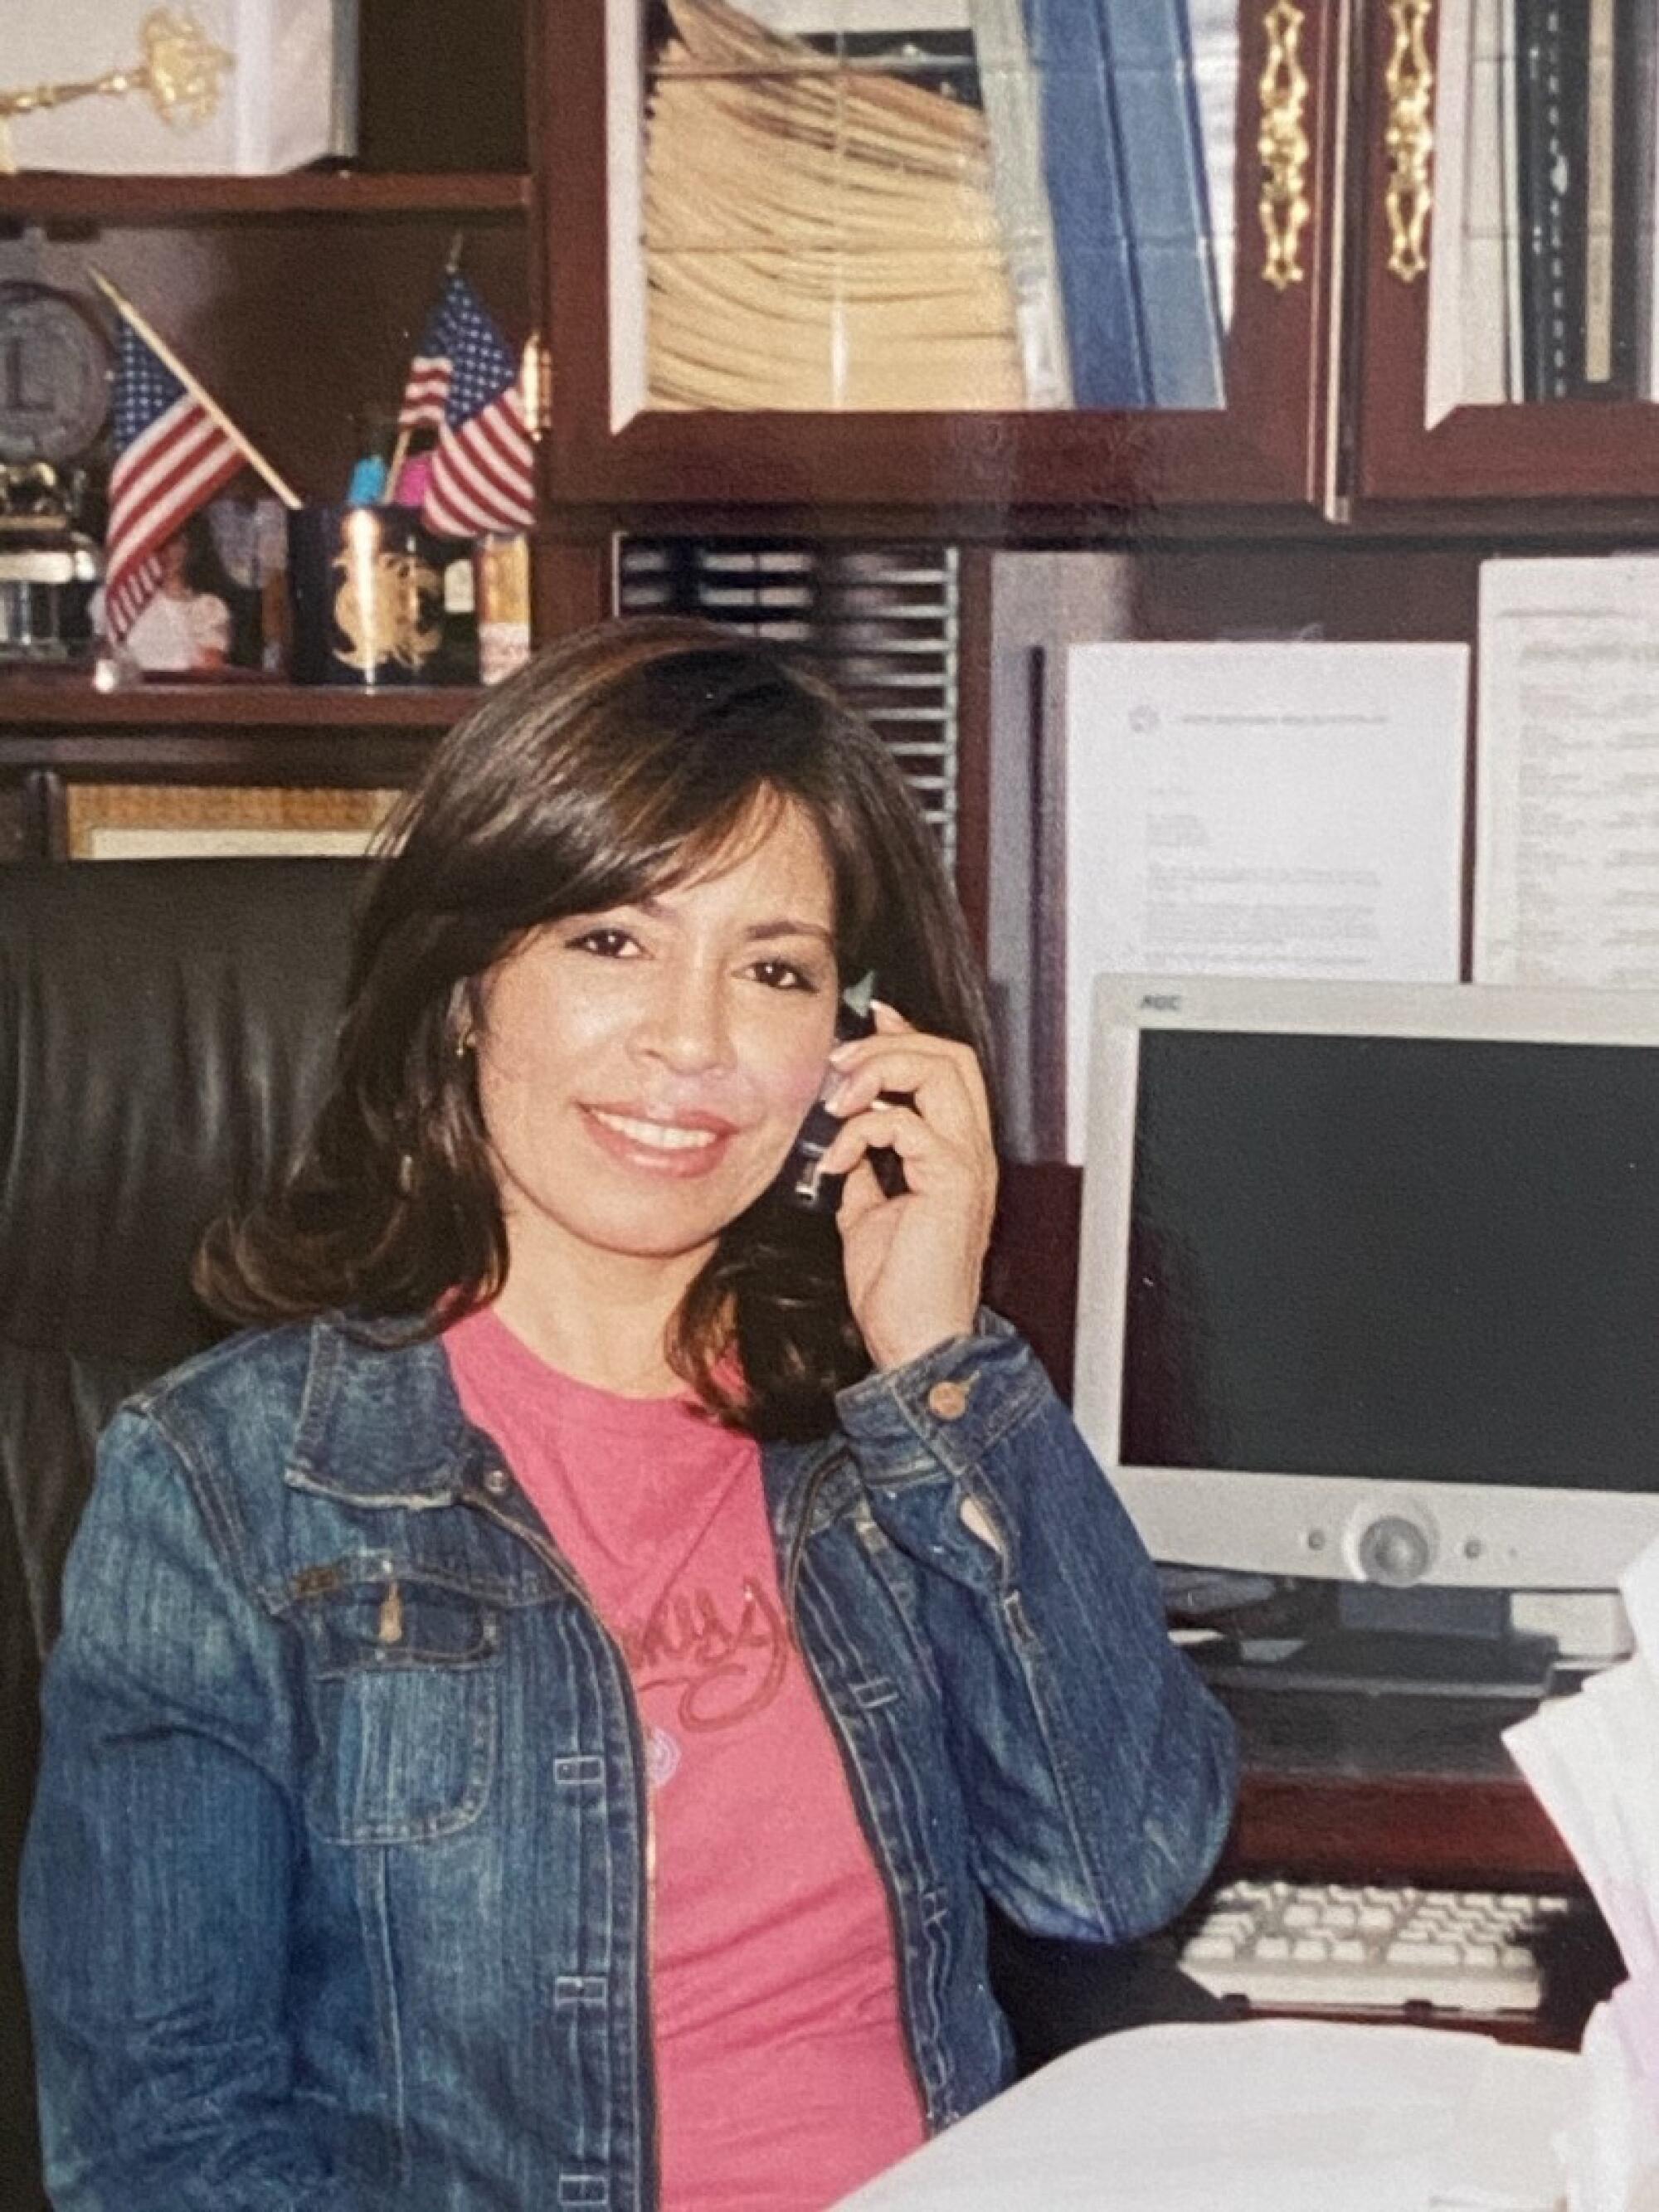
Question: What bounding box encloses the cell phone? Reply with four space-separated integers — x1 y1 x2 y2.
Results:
776 971 878 1212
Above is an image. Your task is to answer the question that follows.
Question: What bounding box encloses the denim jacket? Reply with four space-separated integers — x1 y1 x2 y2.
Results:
22 1312 1235 2212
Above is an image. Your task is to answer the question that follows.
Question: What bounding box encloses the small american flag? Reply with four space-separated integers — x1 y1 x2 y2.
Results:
397 285 456 430
416 275 536 539
104 320 245 642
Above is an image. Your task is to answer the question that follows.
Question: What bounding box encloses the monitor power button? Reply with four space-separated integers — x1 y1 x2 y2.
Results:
1355 1515 1434 1587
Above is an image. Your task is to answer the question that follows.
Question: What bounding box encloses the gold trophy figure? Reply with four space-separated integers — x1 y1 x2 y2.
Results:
0 10 233 173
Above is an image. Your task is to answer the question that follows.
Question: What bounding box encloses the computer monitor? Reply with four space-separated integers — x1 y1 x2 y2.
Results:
1073 976 1659 1624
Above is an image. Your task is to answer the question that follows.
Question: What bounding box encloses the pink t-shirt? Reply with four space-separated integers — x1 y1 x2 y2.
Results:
445 1306 927 2212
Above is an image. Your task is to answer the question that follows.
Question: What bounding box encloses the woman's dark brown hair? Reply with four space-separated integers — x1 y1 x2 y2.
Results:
197 615 993 1438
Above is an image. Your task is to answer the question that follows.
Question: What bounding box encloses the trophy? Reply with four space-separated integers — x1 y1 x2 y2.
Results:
0 10 232 175
0 282 110 665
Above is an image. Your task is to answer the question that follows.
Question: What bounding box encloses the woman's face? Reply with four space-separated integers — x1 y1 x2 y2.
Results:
474 797 840 1296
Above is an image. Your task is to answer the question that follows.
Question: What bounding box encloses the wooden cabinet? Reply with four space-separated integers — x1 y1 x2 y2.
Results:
8 0 1659 852
1353 0 1659 505
542 0 1345 519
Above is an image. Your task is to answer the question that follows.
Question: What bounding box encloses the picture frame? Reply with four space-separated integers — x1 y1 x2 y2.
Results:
119 498 289 678
65 782 401 861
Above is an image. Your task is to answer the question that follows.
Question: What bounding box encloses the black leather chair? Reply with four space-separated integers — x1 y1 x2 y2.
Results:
0 857 1217 2211
1 861 360 2212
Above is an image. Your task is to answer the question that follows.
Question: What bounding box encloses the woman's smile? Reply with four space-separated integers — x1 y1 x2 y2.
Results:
581 1104 736 1171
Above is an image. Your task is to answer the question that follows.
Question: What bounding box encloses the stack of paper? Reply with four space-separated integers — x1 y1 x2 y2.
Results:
1505 1538 1659 2212
642 0 1024 410
832 2017 1580 2211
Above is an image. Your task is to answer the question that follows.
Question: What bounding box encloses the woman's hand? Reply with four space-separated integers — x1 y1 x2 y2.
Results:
815 1002 998 1372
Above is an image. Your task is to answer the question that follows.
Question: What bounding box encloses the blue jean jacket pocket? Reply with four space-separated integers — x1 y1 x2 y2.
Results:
294 1573 502 1845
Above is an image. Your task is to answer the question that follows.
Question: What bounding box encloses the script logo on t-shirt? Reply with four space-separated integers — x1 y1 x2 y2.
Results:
623 1576 790 1733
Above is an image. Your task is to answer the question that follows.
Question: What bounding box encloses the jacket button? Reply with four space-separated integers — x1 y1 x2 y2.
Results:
483 1466 512 1496
927 1378 971 1421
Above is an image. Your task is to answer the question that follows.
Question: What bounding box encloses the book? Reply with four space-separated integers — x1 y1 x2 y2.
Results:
1608 0 1657 398
1185 0 1238 334
1097 0 1226 409
1425 0 1511 419
1579 0 1617 389
1515 0 1585 400
1021 0 1224 409
1497 0 1525 401
1550 0 1651 401
1021 0 1151 406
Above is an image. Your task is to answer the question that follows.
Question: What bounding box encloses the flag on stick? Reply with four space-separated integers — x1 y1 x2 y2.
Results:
412 274 536 539
397 285 456 431
103 319 247 641
89 270 299 645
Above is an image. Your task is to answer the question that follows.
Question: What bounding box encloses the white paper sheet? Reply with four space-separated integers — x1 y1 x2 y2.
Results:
1475 558 1659 986
833 2020 1577 2212
1062 641 1468 1159
1501 1529 1659 2212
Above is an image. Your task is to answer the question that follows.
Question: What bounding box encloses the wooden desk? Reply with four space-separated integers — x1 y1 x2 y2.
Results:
986 1163 1622 2043
1222 1689 1572 1886
1214 1719 1619 2047
986 1161 1592 1897
1232 1766 1569 1887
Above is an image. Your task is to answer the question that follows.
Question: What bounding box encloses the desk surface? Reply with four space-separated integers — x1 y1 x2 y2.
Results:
1224 1687 1573 1884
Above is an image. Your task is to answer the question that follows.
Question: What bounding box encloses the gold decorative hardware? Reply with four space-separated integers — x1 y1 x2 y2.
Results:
519 333 552 441
1384 0 1434 281
1258 1 1311 291
0 10 233 175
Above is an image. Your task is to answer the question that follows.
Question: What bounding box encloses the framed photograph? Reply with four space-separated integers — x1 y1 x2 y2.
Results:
66 783 401 861
117 498 290 678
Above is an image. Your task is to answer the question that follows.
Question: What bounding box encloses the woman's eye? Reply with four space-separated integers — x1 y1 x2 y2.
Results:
568 927 640 959
749 958 817 993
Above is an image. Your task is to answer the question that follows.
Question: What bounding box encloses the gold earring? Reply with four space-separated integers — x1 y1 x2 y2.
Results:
455 1027 474 1060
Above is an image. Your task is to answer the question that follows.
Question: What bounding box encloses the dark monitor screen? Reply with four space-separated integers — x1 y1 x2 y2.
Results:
1120 1032 1659 1494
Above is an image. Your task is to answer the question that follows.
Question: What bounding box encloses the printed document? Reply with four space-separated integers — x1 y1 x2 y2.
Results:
1477 557 1659 985
1063 641 1467 1159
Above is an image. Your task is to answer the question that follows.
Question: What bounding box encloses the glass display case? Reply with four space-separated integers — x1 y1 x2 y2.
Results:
1356 0 1659 502
544 0 1344 513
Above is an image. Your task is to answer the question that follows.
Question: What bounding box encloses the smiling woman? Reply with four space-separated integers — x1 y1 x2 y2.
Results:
474 798 841 1397
20 618 1237 2212
193 615 993 1433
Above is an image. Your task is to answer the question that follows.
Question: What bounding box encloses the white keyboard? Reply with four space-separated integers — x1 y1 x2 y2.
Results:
1175 1879 1570 2014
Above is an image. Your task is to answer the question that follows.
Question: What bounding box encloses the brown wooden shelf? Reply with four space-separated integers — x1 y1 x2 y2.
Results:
0 171 531 222
0 680 485 730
